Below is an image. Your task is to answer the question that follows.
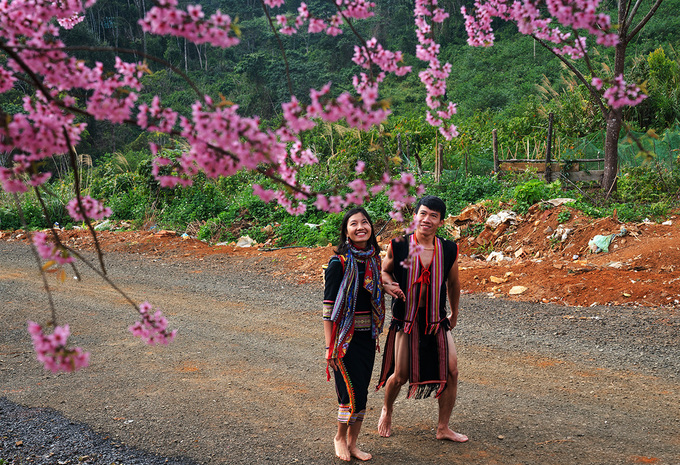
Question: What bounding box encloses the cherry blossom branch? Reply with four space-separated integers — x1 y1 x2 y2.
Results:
0 43 55 103
32 186 83 281
13 193 58 326
63 129 107 275
571 29 597 77
259 0 294 96
532 35 608 117
62 45 205 100
7 44 205 101
332 2 374 80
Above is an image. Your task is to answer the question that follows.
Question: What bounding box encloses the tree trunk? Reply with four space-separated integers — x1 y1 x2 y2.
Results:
602 109 622 193
601 9 629 195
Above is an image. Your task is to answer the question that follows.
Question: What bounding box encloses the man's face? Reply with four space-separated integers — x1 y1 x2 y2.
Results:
415 205 444 235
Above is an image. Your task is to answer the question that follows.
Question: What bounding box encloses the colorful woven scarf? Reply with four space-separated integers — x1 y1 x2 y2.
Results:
403 234 445 335
328 243 385 360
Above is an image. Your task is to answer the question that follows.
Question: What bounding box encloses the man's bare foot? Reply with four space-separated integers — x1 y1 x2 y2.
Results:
349 446 372 461
377 406 392 437
334 436 351 461
436 427 468 442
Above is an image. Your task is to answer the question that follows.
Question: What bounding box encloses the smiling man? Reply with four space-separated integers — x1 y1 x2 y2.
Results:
376 195 468 443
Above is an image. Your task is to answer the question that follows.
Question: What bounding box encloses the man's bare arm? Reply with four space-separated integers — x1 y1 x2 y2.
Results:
447 255 461 328
381 242 404 300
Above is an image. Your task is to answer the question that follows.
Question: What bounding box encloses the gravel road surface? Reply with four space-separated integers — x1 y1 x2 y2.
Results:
1 240 678 464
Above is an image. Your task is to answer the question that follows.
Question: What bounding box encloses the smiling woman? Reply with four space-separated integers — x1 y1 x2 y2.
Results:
322 207 385 461
346 211 372 249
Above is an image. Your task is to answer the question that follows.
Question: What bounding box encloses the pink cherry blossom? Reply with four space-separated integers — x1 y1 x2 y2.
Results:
602 74 647 109
27 321 90 373
33 231 74 265
415 0 458 140
129 302 177 345
0 66 16 93
461 0 618 58
139 3 239 48
66 196 113 221
399 240 425 267
252 184 278 203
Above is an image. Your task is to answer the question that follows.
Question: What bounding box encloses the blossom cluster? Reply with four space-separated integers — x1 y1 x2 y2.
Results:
139 0 239 48
414 0 459 140
0 0 150 195
461 0 618 59
129 302 177 345
594 75 647 109
33 232 74 265
65 196 113 222
273 1 376 36
27 321 90 373
352 38 412 77
57 12 85 30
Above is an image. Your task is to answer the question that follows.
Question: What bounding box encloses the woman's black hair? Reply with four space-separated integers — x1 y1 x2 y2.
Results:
334 207 380 256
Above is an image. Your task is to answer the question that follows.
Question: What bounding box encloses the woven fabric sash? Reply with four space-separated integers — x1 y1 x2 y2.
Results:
403 234 444 335
329 243 385 360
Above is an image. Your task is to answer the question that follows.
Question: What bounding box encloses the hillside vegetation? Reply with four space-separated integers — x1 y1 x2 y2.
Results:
2 0 680 246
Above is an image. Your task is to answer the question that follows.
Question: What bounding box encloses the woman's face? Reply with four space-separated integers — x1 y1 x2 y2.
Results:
346 212 372 248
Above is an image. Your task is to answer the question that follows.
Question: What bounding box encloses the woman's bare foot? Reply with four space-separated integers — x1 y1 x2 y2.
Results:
334 436 351 461
377 406 392 437
350 446 372 461
435 426 468 442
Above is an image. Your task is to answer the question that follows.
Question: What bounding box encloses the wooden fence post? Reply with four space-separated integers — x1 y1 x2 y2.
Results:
493 128 499 175
545 112 553 182
435 143 443 183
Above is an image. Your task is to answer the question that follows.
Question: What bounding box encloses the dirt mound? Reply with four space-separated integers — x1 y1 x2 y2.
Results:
2 207 679 310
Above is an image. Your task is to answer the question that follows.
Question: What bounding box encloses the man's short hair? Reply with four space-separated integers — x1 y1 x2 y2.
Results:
415 195 446 218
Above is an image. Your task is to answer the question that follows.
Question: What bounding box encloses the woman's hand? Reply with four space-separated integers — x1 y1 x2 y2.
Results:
384 281 405 300
327 355 340 371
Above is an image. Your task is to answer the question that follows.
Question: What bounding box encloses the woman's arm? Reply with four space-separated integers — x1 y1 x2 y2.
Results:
323 319 338 370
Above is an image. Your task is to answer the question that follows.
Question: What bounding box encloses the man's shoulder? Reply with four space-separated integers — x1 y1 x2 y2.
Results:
437 236 458 260
437 235 457 248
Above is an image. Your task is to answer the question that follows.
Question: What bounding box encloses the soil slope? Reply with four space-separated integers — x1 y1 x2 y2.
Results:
4 205 678 310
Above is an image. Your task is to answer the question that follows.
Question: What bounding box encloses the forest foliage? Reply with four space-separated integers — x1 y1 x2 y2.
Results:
2 0 680 246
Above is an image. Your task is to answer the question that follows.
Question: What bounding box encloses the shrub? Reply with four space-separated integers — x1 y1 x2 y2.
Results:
513 179 562 213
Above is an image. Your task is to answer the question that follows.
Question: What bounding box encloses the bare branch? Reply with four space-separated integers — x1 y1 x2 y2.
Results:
532 36 608 118
260 0 294 96
13 193 58 326
63 128 107 275
627 0 665 41
623 0 643 31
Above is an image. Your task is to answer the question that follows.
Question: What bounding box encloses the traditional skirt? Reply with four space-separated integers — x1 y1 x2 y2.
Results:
333 330 376 424
377 308 450 399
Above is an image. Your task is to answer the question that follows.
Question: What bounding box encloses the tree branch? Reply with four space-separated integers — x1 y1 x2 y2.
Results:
627 0 665 41
13 193 58 326
63 45 205 100
33 187 83 282
260 0 294 96
532 36 608 119
63 128 107 275
333 3 374 81
624 0 642 29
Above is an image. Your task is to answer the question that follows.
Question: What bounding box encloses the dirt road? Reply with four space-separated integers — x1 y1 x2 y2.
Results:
1 240 679 464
